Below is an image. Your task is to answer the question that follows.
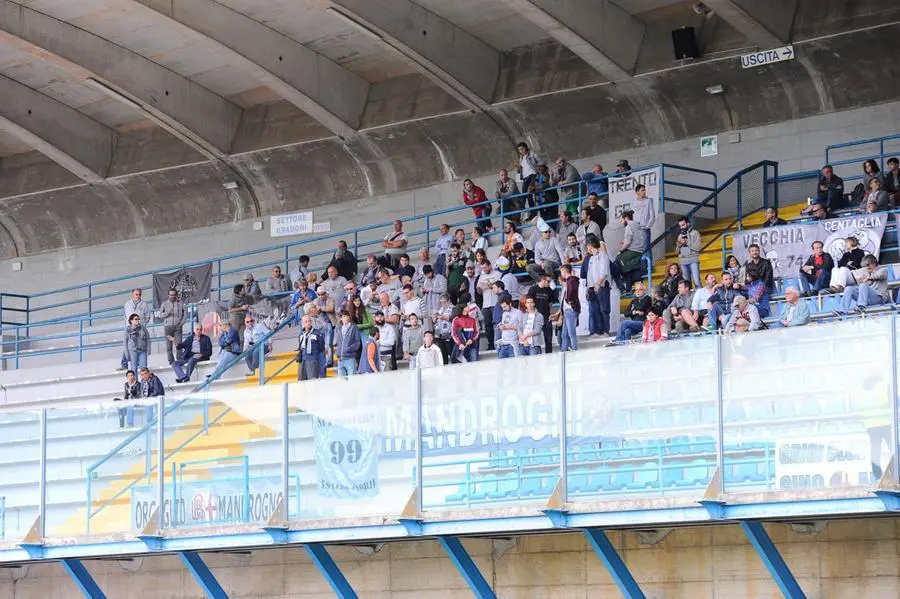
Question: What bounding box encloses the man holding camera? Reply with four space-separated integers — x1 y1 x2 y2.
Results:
675 216 702 288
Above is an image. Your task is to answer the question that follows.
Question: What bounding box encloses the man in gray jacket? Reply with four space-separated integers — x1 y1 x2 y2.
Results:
526 222 564 282
840 255 890 312
159 288 186 364
119 288 153 370
675 216 702 288
630 183 657 253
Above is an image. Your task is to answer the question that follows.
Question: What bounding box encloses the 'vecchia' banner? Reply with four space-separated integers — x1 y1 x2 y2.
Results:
132 476 282 530
152 263 213 308
313 415 379 499
732 212 888 279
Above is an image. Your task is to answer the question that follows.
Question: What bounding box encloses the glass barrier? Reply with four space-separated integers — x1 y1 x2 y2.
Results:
566 337 718 502
288 370 416 521
0 409 40 542
420 352 562 512
161 385 288 529
721 317 892 493
84 396 161 536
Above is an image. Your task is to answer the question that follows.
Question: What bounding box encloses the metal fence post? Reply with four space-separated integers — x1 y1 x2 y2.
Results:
282 383 290 519
216 259 223 301
39 408 47 538
715 333 725 494
258 343 266 386
78 320 84 363
415 366 424 513
891 316 899 485
773 162 780 210
559 351 568 503
425 215 431 251
87 284 93 326
736 177 744 230
157 395 166 530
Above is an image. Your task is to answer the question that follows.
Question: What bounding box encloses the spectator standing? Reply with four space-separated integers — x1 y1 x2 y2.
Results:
139 366 165 424
518 297 545 355
289 256 310 290
615 281 651 341
530 163 558 222
422 265 448 316
826 236 866 292
314 286 336 369
581 165 610 207
120 288 152 370
326 241 358 282
476 262 500 351
266 265 292 315
321 266 347 299
243 273 263 304
334 310 362 376
228 284 251 342
433 224 453 277
415 331 444 369
763 207 786 228
776 288 810 327
630 184 656 252
557 264 581 352
463 179 493 232
381 220 408 270
516 142 541 220
432 293 454 364
611 211 646 294
527 274 555 354
159 289 185 365
207 320 242 380
799 240 834 296
450 305 479 363
552 157 580 215
471 227 489 253
289 279 316 326
496 257 520 303
348 296 373 335
500 221 524 256
496 297 523 359
816 165 845 210
884 157 900 206
117 369 141 429
373 310 398 371
242 315 271 376
528 222 564 282
641 307 668 343
495 168 522 223
400 284 426 329
585 238 612 336
675 217 702 288
297 315 325 381
358 329 381 374
724 295 761 332
840 255 889 312
445 244 468 303
402 313 425 368
171 323 211 383
124 313 150 371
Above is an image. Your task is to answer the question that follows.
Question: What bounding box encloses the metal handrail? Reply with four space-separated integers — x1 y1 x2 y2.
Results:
84 313 296 533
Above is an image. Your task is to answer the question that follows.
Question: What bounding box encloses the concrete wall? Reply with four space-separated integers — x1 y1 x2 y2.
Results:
1 519 898 597
1 99 898 299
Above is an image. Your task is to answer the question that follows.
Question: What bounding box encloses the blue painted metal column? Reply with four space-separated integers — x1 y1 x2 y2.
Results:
584 528 645 599
740 522 806 598
437 536 496 599
180 551 228 598
61 559 107 599
305 543 359 599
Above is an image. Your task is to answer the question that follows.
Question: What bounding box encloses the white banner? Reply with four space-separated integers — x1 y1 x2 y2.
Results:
775 436 873 490
271 211 313 237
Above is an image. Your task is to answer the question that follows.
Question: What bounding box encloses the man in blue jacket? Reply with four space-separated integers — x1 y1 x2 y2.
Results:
207 321 241 380
816 164 845 210
334 310 362 376
298 315 326 381
171 323 212 383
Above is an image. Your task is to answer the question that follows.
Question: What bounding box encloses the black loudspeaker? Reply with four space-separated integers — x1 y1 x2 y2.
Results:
672 27 700 60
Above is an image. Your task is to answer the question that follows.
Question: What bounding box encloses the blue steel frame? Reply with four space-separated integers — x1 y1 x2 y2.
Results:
61 558 107 599
584 528 645 599
180 551 229 599
825 133 900 184
0 163 716 370
305 543 359 599
438 536 497 599
740 522 807 599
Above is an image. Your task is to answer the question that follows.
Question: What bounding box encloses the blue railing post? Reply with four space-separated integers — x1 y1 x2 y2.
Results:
216 259 223 301
736 176 744 230
284 244 290 275
425 214 431 250
87 284 93 326
145 425 153 484
891 316 898 486
78 319 84 363
353 231 359 263
85 471 92 535
773 162 780 210
257 343 265 386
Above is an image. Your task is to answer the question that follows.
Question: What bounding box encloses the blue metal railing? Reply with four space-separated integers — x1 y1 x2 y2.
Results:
0 496 4 540
84 312 296 533
825 133 900 184
1 162 717 369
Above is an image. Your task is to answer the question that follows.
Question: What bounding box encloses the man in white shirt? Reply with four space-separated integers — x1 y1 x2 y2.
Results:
415 331 444 369
527 222 564 283
496 297 523 359
242 315 271 375
471 226 489 253
289 256 310 291
683 273 717 332
433 223 453 277
381 219 408 270
321 266 347 299
400 284 426 328
476 262 500 351
373 309 397 371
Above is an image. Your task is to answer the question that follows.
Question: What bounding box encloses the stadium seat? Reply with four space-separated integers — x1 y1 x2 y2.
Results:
820 295 841 314
675 459 711 487
661 464 683 488
679 406 699 426
655 409 674 427
446 483 469 504
625 462 659 490
488 473 518 500
773 399 796 418
701 404 717 423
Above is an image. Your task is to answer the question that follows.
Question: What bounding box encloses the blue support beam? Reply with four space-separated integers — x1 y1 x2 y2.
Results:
584 529 645 599
180 551 229 599
740 522 806 599
437 536 496 599
61 559 106 599
305 543 359 599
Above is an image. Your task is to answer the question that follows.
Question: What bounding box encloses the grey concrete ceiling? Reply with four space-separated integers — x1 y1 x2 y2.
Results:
0 0 895 259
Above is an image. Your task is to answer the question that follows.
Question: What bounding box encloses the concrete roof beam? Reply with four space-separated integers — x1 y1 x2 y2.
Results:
0 74 114 182
500 0 645 82
134 0 369 139
0 0 242 158
703 0 797 48
329 0 500 111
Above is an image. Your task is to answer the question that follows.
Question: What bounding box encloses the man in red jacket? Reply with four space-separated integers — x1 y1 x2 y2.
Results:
451 304 480 363
463 178 493 232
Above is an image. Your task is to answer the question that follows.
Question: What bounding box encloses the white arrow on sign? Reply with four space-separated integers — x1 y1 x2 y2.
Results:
740 45 795 69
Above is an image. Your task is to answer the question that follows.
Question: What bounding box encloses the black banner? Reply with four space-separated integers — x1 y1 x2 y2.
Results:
152 263 213 308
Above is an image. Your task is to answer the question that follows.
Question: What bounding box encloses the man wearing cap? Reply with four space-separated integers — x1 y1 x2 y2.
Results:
314 285 336 370
242 273 263 304
373 309 397 371
615 160 631 174
495 256 520 305
724 294 761 332
527 222 564 283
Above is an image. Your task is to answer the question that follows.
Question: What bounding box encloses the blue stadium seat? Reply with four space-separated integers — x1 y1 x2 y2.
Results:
661 464 683 488
632 409 651 429
748 401 771 420
773 399 795 418
679 406 699 426
520 473 546 497
701 404 716 423
667 435 691 455
819 295 841 314
587 467 612 493
488 473 518 500
609 468 633 491
725 402 744 422
568 468 592 494
693 435 716 454
625 462 659 490
446 483 469 504
781 276 800 292
798 398 820 416
612 409 629 430
675 459 710 487
655 409 674 427
469 476 499 502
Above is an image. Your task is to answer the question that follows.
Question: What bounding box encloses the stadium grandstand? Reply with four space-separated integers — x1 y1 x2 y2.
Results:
1 0 900 597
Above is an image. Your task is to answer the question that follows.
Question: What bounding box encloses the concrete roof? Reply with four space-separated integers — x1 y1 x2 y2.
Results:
0 0 895 258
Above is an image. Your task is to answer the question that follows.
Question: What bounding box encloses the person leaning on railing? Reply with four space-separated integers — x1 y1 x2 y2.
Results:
495 168 521 225
551 157 580 216
611 210 645 295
